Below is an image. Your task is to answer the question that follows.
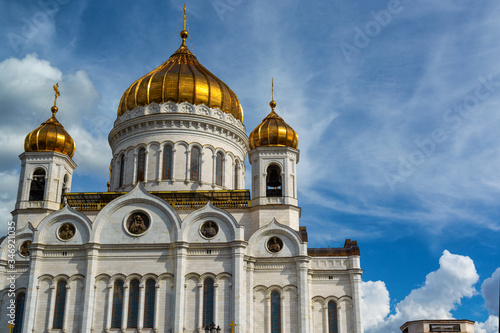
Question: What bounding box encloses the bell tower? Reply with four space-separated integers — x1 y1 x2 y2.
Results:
12 84 77 229
248 81 300 227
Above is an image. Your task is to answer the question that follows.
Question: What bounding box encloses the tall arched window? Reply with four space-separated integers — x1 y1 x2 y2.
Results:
328 301 338 333
270 291 281 333
127 279 140 328
266 164 282 197
234 160 239 189
215 152 223 186
202 278 215 327
29 168 46 201
53 281 67 329
111 280 124 328
137 148 146 182
190 147 201 181
119 154 125 187
163 145 173 179
144 279 156 328
13 293 25 333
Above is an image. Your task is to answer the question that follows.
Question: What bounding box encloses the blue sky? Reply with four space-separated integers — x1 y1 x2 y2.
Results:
0 0 499 332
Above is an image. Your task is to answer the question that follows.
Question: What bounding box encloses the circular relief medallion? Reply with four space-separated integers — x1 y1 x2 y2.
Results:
58 223 76 240
267 236 283 253
20 240 31 257
127 212 150 235
200 221 219 239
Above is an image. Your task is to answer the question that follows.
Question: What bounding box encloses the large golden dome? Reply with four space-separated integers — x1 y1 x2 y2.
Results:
249 100 298 150
118 30 243 121
24 106 76 158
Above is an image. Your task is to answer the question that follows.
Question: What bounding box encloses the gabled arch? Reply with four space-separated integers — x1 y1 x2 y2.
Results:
92 183 182 243
180 201 244 242
247 218 307 257
34 205 92 245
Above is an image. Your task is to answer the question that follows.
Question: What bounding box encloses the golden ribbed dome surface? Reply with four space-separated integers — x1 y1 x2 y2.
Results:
24 106 76 158
249 102 298 150
118 32 243 121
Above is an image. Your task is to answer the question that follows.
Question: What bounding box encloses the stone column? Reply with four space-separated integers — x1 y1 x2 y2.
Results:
138 283 145 332
232 243 246 331
322 305 328 333
185 151 190 182
105 284 113 331
62 283 71 332
82 243 100 333
197 283 203 331
280 294 286 333
22 243 44 332
154 283 160 332
121 283 130 330
213 283 219 325
157 149 163 182
46 284 57 331
246 260 255 333
265 295 271 333
350 273 363 333
173 242 188 333
144 150 149 182
132 152 138 186
296 257 310 333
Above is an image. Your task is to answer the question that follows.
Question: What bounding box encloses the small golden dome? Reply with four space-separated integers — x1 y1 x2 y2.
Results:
117 31 243 121
249 100 298 150
24 106 75 158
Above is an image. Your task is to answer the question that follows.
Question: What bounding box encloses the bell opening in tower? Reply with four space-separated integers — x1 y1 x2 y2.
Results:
29 168 46 201
266 164 282 197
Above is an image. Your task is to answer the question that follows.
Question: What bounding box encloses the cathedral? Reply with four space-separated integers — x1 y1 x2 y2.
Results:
0 11 363 333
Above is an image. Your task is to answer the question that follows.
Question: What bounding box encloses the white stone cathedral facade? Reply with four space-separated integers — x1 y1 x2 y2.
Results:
0 23 363 333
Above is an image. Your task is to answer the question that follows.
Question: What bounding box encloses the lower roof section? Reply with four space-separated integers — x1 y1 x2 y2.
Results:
64 189 251 211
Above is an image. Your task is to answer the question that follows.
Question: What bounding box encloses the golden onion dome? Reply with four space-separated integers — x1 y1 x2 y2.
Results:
249 99 299 150
117 29 243 121
24 106 76 158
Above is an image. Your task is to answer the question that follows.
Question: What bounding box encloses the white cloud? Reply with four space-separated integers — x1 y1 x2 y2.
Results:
475 315 499 333
362 250 479 333
481 268 500 315
361 280 390 331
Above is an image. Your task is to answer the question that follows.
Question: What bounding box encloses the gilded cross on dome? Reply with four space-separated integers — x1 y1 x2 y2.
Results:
183 4 187 30
53 83 60 107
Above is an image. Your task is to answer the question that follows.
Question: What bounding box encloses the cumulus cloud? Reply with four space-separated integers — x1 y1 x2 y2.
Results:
481 267 500 315
0 54 110 228
362 250 479 333
475 315 499 333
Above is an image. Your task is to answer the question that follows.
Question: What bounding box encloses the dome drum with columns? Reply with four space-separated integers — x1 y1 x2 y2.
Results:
0 8 364 333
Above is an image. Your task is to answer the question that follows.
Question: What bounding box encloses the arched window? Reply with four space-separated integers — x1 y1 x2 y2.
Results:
144 279 156 328
29 168 46 201
127 279 140 328
202 278 215 327
111 280 124 328
266 164 282 197
190 147 201 181
328 301 338 333
270 291 281 333
53 281 67 329
163 145 173 179
234 160 239 189
119 154 125 187
137 148 146 182
216 152 223 186
13 293 25 333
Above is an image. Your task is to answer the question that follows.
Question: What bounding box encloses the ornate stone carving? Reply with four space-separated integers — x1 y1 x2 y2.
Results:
267 236 283 253
200 221 218 239
58 223 76 240
127 212 150 235
20 240 31 257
